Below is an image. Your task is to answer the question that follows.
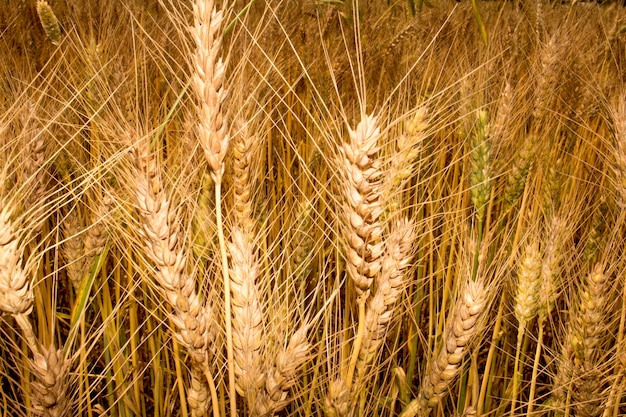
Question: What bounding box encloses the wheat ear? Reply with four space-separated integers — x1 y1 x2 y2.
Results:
256 326 311 416
340 114 384 298
400 278 487 417
228 227 265 402
470 110 491 226
191 0 229 183
552 263 609 415
189 1 236 413
610 93 626 206
62 196 111 291
571 264 609 417
131 137 216 417
228 124 269 411
36 0 61 45
356 218 415 379
510 240 542 416
0 202 71 416
0 205 34 316
30 344 71 417
20 103 50 233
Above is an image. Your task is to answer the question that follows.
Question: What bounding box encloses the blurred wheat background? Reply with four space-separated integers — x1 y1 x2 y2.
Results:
1 0 626 416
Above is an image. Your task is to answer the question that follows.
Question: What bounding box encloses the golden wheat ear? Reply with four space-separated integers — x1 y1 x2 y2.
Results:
36 1 61 45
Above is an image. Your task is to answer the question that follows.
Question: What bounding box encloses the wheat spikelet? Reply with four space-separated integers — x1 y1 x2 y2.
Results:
30 345 71 417
401 278 487 417
356 218 415 378
340 114 384 297
191 0 229 183
36 0 61 45
131 137 213 416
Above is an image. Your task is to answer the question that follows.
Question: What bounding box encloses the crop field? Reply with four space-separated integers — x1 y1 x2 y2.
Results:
1 1 625 416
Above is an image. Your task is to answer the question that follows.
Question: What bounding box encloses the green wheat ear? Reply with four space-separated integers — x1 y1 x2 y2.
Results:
470 109 491 223
36 1 61 45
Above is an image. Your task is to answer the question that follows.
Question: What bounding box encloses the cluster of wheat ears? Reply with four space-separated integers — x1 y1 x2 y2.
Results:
1 0 626 416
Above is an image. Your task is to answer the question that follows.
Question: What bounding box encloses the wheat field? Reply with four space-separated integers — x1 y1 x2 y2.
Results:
1 1 625 416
